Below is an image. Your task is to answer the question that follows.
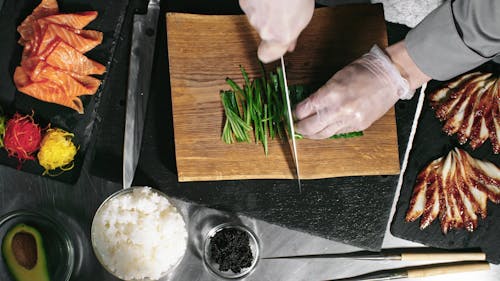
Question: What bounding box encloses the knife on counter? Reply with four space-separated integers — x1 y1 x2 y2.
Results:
263 250 489 281
123 0 160 189
325 262 490 281
280 56 302 192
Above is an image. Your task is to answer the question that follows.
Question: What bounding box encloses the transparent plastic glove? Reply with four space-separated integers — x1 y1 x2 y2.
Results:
294 45 412 139
239 0 315 63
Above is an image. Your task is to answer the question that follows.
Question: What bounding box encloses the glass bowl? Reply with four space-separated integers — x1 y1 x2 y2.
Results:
203 223 260 279
91 186 187 281
0 210 74 281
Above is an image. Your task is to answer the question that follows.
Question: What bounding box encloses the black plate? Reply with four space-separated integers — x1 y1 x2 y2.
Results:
0 0 129 183
391 63 500 264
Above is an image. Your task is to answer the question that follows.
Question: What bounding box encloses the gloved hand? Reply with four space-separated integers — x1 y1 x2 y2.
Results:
294 45 412 139
239 0 315 63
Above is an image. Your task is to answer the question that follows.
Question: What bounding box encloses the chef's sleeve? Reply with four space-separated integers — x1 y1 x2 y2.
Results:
405 0 500 81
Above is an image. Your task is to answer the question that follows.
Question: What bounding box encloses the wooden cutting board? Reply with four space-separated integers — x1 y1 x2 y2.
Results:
166 4 400 182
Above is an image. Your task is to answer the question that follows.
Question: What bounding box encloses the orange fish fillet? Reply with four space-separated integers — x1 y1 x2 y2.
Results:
46 41 105 75
17 59 100 95
17 0 59 45
41 11 98 29
39 63 100 96
14 0 103 114
14 67 84 113
37 22 103 54
67 71 102 92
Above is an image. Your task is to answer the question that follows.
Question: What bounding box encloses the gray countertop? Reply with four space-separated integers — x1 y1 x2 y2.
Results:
166 185 500 281
1 160 499 281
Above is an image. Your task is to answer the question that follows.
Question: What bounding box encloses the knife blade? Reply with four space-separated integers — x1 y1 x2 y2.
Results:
123 0 160 189
262 250 486 261
280 56 302 192
263 251 400 260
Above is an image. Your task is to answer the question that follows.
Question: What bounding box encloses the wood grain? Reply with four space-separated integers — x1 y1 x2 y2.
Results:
166 4 400 182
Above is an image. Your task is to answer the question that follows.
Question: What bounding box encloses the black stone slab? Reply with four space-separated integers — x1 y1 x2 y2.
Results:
0 0 129 183
91 1 414 251
391 63 500 264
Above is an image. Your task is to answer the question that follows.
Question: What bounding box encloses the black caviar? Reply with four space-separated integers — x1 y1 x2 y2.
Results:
209 227 254 273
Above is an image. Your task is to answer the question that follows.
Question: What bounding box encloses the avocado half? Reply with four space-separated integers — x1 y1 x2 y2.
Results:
2 224 50 281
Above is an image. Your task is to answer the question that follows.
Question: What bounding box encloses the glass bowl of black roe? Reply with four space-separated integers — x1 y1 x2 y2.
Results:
203 223 259 279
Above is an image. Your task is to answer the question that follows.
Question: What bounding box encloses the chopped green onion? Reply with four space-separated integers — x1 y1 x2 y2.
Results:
220 66 363 155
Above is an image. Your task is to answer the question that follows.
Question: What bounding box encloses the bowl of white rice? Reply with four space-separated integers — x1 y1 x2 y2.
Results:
91 186 187 281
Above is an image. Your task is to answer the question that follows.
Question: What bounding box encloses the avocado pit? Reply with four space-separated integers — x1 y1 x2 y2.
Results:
12 231 38 270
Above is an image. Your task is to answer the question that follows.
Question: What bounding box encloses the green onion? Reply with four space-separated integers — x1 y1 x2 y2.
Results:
294 131 364 139
220 66 363 155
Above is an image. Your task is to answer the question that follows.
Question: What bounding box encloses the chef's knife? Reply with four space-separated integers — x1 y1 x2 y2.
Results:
123 0 160 189
280 56 302 192
325 262 490 281
262 250 486 261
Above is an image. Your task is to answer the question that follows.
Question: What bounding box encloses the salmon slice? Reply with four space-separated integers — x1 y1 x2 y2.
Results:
34 29 61 59
22 19 46 56
38 63 100 96
19 59 100 96
45 24 103 53
14 67 84 113
21 57 45 81
46 41 105 75
41 11 98 29
35 21 102 55
17 0 59 45
67 71 101 92
13 67 31 86
19 82 84 113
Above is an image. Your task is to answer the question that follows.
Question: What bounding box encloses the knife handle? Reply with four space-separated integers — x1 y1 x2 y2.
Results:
407 262 490 278
401 252 486 262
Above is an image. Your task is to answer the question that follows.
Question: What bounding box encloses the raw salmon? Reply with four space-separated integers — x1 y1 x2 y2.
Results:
13 0 104 114
67 71 101 92
34 27 61 58
17 0 59 45
14 67 84 113
37 22 103 54
20 56 46 81
46 41 105 75
41 11 98 29
37 63 100 97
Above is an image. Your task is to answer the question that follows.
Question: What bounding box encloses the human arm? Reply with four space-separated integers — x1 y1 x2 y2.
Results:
294 0 500 139
406 0 500 80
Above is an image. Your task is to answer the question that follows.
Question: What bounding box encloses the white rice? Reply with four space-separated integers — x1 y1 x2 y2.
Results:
91 187 187 280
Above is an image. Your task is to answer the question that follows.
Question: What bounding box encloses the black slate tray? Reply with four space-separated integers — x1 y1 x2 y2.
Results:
0 0 129 183
391 63 500 264
90 0 415 252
